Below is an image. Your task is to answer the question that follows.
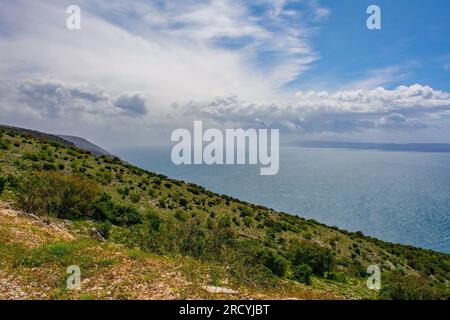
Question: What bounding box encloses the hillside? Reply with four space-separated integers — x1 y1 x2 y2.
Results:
57 135 113 157
0 126 448 300
0 125 113 157
0 201 345 300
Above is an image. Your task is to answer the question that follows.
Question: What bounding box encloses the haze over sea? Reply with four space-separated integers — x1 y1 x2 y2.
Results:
114 146 450 253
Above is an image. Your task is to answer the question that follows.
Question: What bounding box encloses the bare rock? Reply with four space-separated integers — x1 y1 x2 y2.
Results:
203 285 238 294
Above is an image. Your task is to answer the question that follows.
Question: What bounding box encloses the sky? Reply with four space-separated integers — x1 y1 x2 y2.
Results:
1 0 450 149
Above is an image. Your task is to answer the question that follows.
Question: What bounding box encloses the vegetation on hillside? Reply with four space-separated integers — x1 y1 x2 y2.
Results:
0 126 448 300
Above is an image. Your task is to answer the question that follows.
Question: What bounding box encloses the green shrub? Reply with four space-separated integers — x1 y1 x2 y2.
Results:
95 170 113 185
0 177 6 195
93 193 142 226
179 198 188 207
187 186 201 195
259 250 290 277
158 198 166 208
5 175 18 192
289 242 335 277
325 271 347 283
174 209 188 221
240 207 253 218
292 263 312 284
219 216 232 228
117 186 129 196
146 210 163 232
115 206 141 226
148 189 157 198
347 260 367 278
0 139 10 150
42 163 56 171
243 216 253 227
17 172 100 219
130 193 141 203
22 152 39 161
98 221 112 239
380 273 448 300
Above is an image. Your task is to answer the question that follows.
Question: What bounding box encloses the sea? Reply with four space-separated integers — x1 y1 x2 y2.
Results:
113 146 450 253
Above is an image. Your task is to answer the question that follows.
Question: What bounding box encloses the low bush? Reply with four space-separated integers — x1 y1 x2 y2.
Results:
243 216 253 227
292 263 313 284
259 250 290 277
93 193 142 226
218 216 232 228
17 172 100 219
289 242 335 277
179 198 188 207
0 139 10 150
380 273 448 300
158 198 166 208
42 163 56 171
0 176 6 195
174 209 188 221
324 271 347 283
129 193 141 203
240 207 253 218
22 152 39 161
98 220 112 239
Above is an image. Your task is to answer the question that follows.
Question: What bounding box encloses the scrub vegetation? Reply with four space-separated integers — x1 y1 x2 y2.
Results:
0 125 448 300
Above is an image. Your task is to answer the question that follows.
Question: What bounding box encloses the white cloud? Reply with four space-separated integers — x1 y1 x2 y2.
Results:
342 66 411 90
294 84 450 113
1 1 449 144
0 0 324 104
10 79 149 119
113 93 148 116
181 84 450 133
5 79 446 136
309 0 330 21
0 0 333 145
377 113 426 130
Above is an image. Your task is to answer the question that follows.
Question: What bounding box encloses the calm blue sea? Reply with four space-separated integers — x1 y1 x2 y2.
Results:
113 146 450 253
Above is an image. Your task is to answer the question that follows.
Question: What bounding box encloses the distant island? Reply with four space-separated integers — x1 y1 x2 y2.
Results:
295 141 450 153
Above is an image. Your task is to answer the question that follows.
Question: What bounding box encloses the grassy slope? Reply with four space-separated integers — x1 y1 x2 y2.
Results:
0 126 448 300
0 202 353 300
